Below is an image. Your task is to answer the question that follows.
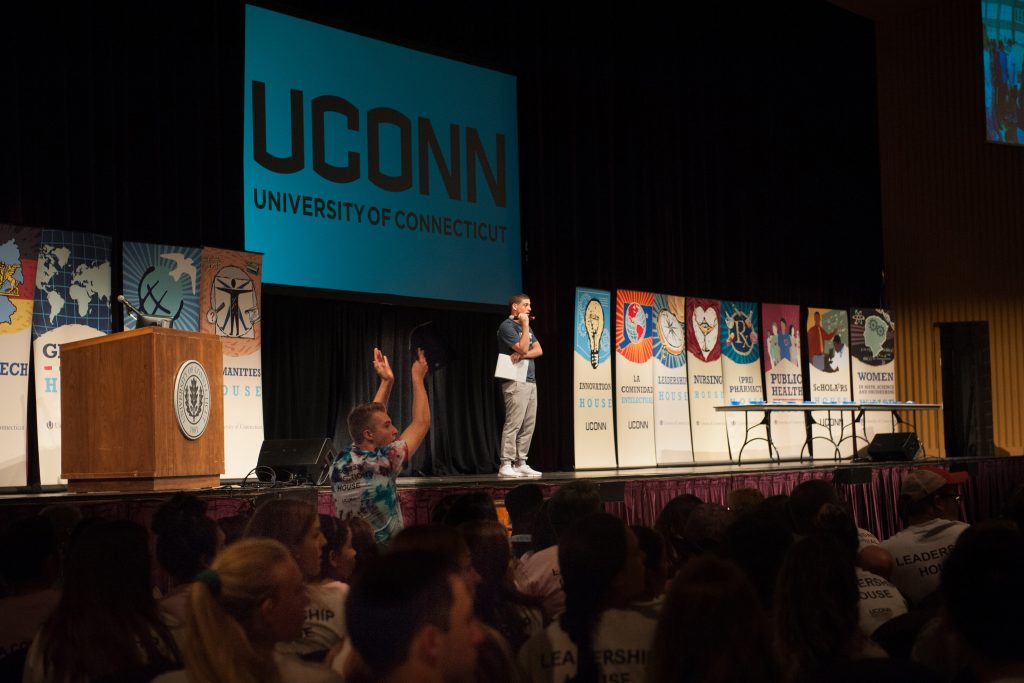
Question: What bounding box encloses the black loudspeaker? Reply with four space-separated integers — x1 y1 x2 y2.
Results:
867 432 921 462
256 438 334 484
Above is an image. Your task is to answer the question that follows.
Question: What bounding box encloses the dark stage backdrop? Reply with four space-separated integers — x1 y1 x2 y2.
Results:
0 1 882 479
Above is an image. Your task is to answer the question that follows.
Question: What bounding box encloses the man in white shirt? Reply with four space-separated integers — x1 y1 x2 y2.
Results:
880 466 969 606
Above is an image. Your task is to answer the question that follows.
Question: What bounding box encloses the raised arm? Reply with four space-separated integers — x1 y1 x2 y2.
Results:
398 348 430 456
510 313 532 355
372 347 394 407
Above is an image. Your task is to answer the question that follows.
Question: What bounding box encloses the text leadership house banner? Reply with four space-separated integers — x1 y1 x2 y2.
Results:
200 247 264 478
572 288 616 469
686 298 728 462
720 301 768 461
32 230 112 485
614 290 656 467
761 303 805 460
652 294 693 465
0 225 40 486
806 308 854 458
122 242 202 331
850 308 897 450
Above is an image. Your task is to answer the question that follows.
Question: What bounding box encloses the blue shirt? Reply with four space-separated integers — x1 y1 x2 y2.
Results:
497 318 537 383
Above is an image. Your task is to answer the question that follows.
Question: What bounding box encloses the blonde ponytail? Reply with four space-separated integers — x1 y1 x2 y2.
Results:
183 538 293 683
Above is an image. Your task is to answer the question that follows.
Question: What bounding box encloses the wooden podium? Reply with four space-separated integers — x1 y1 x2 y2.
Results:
61 327 224 492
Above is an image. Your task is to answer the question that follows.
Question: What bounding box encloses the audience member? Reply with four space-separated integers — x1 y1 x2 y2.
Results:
879 467 969 606
775 533 886 683
461 520 544 653
630 525 669 606
719 503 794 609
344 550 484 683
319 514 357 584
653 493 702 575
681 502 734 560
442 492 499 527
154 537 340 683
0 516 59 678
940 521 1024 682
518 512 651 683
346 516 379 577
517 481 603 622
24 519 180 683
389 524 482 595
244 498 343 657
151 493 223 635
648 556 777 683
727 487 765 515
526 498 557 556
217 511 254 547
503 484 545 559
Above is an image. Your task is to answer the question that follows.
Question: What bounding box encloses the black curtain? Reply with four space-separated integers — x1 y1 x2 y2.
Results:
0 1 882 479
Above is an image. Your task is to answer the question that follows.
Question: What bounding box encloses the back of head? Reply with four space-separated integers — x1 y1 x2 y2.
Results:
719 505 794 609
442 492 499 527
389 524 467 570
789 479 842 536
683 503 734 556
650 556 777 683
727 487 766 516
346 550 455 678
244 497 316 550
0 515 57 586
186 538 295 683
152 492 220 584
558 512 630 683
503 483 544 531
654 493 703 571
42 519 175 681
461 520 512 587
549 481 602 539
942 521 1024 664
775 533 860 679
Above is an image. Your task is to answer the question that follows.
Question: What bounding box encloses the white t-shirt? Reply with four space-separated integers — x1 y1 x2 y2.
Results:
516 546 563 623
855 567 908 637
517 606 659 683
152 651 342 683
277 582 348 656
880 518 968 605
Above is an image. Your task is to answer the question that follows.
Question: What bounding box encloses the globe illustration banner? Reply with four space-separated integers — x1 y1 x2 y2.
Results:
122 242 202 330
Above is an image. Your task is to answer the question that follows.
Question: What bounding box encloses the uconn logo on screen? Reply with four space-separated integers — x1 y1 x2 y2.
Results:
250 81 508 208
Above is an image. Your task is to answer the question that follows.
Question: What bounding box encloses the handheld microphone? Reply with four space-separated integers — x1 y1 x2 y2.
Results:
510 315 537 321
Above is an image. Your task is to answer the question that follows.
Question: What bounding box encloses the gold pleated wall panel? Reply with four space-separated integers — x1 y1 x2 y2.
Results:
875 0 1024 456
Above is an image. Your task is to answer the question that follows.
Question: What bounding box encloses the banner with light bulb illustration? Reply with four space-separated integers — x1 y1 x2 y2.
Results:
761 302 805 459
572 288 617 469
720 301 769 460
850 307 897 451
652 293 693 465
614 289 657 467
686 297 729 462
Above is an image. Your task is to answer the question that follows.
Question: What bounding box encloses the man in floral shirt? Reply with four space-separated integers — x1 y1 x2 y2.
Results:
332 348 430 546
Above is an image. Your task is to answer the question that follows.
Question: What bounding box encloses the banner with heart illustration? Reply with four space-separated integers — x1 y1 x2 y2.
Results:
685 297 729 462
761 302 805 459
614 289 656 467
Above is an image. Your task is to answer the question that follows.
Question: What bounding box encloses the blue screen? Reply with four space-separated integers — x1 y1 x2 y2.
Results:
244 6 521 304
983 0 1024 145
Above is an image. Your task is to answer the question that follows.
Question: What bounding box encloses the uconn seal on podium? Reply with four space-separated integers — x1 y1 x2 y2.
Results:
174 360 211 439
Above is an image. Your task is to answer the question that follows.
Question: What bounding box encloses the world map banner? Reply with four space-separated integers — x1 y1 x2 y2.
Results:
807 307 854 458
199 247 264 478
32 230 112 485
686 297 729 462
652 294 693 465
850 307 897 450
761 302 805 460
122 242 202 330
720 301 768 460
0 225 40 487
572 288 616 469
614 289 656 467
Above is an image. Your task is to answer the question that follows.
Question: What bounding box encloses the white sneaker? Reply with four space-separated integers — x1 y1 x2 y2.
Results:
514 462 542 478
498 463 523 478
